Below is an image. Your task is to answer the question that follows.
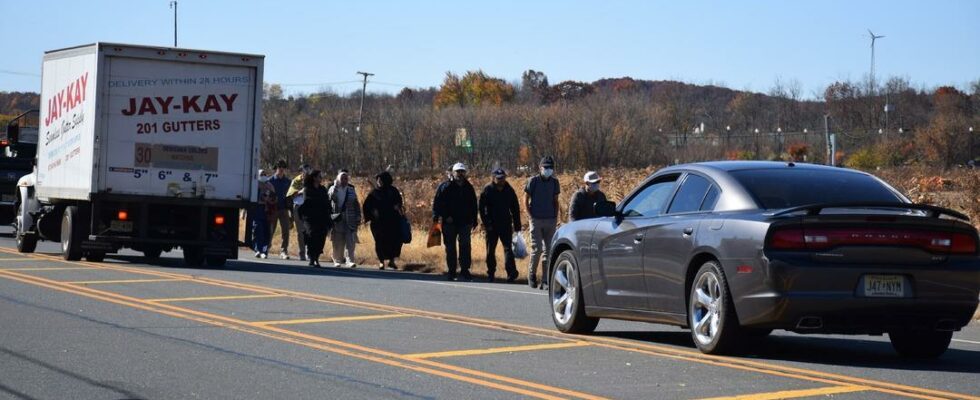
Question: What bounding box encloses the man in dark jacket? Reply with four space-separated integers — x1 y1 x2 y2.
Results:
432 163 478 281
479 168 522 283
569 171 608 221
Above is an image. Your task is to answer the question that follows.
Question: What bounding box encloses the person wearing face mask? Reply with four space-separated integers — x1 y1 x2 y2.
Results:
268 160 294 260
569 171 608 221
478 168 522 283
328 169 361 268
524 156 561 289
432 163 478 281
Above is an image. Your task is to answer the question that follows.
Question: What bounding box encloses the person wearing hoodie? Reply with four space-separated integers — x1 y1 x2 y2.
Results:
479 168 522 283
362 171 404 270
569 171 608 221
286 164 312 261
432 163 478 281
328 169 361 268
252 169 277 259
297 170 332 267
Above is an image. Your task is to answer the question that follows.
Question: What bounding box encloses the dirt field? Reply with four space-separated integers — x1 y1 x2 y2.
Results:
243 167 980 285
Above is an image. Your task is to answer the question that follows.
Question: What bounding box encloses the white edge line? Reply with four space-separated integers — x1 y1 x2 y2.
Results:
951 338 980 345
245 257 547 296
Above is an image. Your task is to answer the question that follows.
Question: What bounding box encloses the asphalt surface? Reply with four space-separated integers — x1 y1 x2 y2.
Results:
0 228 978 400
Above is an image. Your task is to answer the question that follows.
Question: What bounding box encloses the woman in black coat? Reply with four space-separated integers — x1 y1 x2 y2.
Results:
362 171 404 270
298 170 332 267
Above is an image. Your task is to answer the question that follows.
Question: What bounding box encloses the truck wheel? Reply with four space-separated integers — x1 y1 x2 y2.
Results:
85 252 105 262
15 193 38 253
889 330 952 359
206 257 227 268
143 247 163 260
16 232 38 253
61 206 84 261
183 246 205 267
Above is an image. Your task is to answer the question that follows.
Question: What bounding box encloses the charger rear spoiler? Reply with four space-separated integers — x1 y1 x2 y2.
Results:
769 202 970 221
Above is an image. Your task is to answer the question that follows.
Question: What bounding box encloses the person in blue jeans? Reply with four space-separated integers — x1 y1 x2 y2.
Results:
432 163 478 281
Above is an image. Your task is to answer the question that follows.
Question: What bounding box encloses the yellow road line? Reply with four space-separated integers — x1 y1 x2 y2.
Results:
67 278 187 285
147 294 287 302
405 341 591 359
254 314 409 325
0 269 606 400
699 385 870 400
0 258 40 261
1 267 95 271
1 248 974 400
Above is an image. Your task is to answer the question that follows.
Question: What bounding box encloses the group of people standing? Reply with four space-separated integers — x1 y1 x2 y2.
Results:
245 161 405 270
245 156 609 289
432 156 608 288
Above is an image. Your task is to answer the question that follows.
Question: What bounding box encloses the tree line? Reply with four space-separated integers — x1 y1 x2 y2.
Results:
3 72 978 172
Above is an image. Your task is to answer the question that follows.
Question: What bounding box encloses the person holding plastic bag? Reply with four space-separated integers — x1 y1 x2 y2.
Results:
512 232 528 260
478 168 522 283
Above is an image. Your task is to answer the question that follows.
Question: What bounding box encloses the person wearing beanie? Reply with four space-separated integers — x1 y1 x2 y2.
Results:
479 168 522 283
569 171 608 221
523 156 560 289
268 160 294 260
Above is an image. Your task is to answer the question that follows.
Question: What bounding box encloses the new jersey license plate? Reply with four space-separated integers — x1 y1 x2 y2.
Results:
864 275 905 297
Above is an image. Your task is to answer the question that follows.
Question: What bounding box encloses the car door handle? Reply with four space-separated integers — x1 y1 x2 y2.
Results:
682 227 694 236
634 235 644 243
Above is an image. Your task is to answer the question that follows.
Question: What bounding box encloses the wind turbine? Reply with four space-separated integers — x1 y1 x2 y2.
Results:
868 29 885 94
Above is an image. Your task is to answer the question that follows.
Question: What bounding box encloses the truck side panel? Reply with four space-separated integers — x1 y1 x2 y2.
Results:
101 57 256 201
36 47 99 201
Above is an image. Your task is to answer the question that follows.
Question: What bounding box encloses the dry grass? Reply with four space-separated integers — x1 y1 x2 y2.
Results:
245 166 980 280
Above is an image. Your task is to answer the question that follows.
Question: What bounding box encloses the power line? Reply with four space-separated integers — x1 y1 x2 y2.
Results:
0 69 41 78
278 80 362 87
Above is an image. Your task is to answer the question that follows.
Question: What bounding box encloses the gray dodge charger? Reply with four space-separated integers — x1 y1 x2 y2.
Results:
546 161 979 358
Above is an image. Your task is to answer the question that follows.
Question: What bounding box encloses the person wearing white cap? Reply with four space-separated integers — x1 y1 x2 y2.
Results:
432 162 478 281
251 169 277 258
328 169 361 268
569 171 608 221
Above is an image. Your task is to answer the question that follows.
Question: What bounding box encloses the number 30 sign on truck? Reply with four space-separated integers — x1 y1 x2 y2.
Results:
15 43 264 266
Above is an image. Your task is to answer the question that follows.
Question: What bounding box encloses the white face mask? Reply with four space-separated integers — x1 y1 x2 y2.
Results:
258 176 271 183
541 168 554 178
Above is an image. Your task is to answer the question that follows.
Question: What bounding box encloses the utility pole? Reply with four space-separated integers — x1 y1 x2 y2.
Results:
824 114 833 166
356 71 374 132
170 1 178 47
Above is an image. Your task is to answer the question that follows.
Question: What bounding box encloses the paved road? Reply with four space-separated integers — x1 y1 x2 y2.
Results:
1 230 978 399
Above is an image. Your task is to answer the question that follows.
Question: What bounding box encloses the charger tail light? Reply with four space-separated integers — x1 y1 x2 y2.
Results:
117 210 129 221
766 226 978 255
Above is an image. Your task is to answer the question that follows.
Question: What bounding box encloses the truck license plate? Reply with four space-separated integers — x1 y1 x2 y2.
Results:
864 275 904 297
110 220 133 232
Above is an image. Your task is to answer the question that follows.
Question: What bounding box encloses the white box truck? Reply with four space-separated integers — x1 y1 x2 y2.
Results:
14 43 263 266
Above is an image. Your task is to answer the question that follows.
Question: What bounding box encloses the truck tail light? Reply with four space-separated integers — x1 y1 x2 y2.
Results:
117 210 129 221
214 214 225 226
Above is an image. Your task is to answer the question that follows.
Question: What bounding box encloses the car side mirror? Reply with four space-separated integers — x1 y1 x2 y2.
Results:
595 201 617 218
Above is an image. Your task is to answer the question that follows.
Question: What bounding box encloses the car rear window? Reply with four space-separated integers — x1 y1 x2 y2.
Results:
730 169 902 209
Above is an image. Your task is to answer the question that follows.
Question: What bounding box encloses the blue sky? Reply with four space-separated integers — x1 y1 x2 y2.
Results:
2 0 978 98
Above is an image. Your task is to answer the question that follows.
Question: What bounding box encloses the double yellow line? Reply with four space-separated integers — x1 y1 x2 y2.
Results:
1 248 977 400
0 266 604 400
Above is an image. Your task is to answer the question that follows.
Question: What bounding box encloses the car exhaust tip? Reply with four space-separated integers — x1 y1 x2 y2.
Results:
796 316 823 330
